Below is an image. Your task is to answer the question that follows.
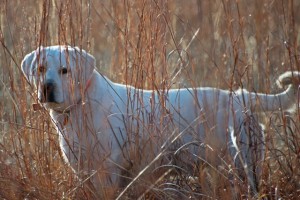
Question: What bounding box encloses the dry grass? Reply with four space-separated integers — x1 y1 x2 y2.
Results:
0 0 300 199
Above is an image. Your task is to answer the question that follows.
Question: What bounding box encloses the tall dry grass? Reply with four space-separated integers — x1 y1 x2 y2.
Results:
0 0 299 199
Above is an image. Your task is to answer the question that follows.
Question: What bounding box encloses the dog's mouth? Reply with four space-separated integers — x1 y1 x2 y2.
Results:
37 82 71 112
39 94 58 103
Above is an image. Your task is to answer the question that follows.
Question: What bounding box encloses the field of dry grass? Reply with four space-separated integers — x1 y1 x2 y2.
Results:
0 0 299 199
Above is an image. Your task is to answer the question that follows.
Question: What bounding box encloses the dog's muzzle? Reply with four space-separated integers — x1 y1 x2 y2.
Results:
40 80 57 103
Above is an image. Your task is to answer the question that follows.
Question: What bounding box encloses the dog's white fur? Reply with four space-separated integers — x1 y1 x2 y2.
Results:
21 45 300 196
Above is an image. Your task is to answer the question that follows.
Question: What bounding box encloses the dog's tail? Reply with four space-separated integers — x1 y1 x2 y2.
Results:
253 71 300 113
276 71 300 89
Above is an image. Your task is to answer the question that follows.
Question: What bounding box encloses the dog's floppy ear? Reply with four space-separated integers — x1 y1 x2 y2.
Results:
73 46 95 84
21 50 37 84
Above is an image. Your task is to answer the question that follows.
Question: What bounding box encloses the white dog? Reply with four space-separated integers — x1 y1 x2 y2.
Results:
21 45 299 197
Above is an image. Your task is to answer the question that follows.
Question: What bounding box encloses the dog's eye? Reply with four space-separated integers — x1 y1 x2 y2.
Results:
37 65 46 74
60 68 68 75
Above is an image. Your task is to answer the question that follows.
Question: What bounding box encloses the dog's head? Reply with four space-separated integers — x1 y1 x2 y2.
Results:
21 45 95 112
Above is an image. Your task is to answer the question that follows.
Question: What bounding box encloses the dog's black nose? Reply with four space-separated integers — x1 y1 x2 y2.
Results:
43 81 56 102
